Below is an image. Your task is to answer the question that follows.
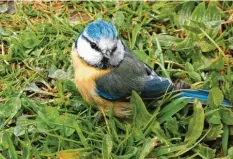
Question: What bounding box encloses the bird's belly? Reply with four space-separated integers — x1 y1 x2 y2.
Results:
72 61 109 102
75 76 96 103
71 49 131 117
74 72 131 117
71 48 110 102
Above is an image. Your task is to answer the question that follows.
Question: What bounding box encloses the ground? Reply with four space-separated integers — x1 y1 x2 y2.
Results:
0 1 233 159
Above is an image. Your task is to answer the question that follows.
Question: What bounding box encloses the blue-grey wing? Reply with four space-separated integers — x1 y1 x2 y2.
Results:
141 75 173 100
95 53 173 101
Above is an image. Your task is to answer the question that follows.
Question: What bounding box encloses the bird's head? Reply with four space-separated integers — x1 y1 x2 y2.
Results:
75 20 125 69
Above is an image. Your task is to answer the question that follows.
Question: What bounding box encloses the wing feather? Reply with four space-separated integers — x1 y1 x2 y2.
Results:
96 53 173 101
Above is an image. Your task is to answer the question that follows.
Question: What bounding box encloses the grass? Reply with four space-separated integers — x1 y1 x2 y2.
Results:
0 1 233 159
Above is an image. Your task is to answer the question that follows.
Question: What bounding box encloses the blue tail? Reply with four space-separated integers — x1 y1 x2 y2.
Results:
179 89 231 107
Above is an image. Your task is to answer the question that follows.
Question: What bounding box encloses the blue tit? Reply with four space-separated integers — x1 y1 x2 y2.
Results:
71 20 230 118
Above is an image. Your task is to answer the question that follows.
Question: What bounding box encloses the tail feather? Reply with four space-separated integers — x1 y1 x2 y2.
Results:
179 89 231 107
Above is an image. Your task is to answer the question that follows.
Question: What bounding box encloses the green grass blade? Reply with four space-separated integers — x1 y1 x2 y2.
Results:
3 133 18 159
185 100 204 145
73 122 89 148
102 134 113 159
222 124 229 156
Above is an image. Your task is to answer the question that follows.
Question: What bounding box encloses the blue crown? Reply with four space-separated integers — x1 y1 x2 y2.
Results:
84 20 117 40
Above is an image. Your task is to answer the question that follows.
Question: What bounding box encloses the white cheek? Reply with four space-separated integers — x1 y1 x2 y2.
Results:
117 40 125 53
77 38 102 65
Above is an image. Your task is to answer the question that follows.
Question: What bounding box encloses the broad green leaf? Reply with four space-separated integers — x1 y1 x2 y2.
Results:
131 90 152 127
102 134 113 159
209 72 221 88
228 147 233 159
220 108 233 125
57 114 76 137
22 34 41 49
193 144 216 159
205 108 221 125
175 34 196 50
0 97 21 118
207 1 220 19
13 116 35 136
198 40 217 52
165 50 180 62
137 137 157 159
172 71 187 78
189 72 202 82
156 34 183 47
164 117 179 137
177 2 195 26
205 1 221 28
185 62 194 72
204 124 223 141
208 56 224 70
157 97 190 123
151 121 168 144
192 2 205 22
45 106 59 122
152 145 187 157
190 20 208 30
208 87 223 107
133 128 145 142
36 106 60 132
185 100 204 145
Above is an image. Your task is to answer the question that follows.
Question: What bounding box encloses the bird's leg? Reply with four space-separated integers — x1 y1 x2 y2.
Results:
173 79 191 90
97 101 132 118
113 103 132 118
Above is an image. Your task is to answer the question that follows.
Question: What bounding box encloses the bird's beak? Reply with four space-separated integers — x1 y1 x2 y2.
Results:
104 50 111 59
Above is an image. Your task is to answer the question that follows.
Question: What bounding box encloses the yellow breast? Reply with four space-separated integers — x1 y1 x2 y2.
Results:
71 48 112 103
71 47 131 118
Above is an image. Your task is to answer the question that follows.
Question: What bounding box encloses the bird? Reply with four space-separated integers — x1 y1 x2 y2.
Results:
71 20 230 118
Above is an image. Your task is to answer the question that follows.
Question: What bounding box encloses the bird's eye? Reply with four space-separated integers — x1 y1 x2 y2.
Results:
112 46 117 53
90 42 97 49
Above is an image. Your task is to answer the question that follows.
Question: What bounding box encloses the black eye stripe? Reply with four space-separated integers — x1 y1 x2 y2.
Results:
111 46 117 54
90 42 97 48
82 35 101 52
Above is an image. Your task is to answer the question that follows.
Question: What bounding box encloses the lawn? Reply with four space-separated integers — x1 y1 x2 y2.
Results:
0 1 233 159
